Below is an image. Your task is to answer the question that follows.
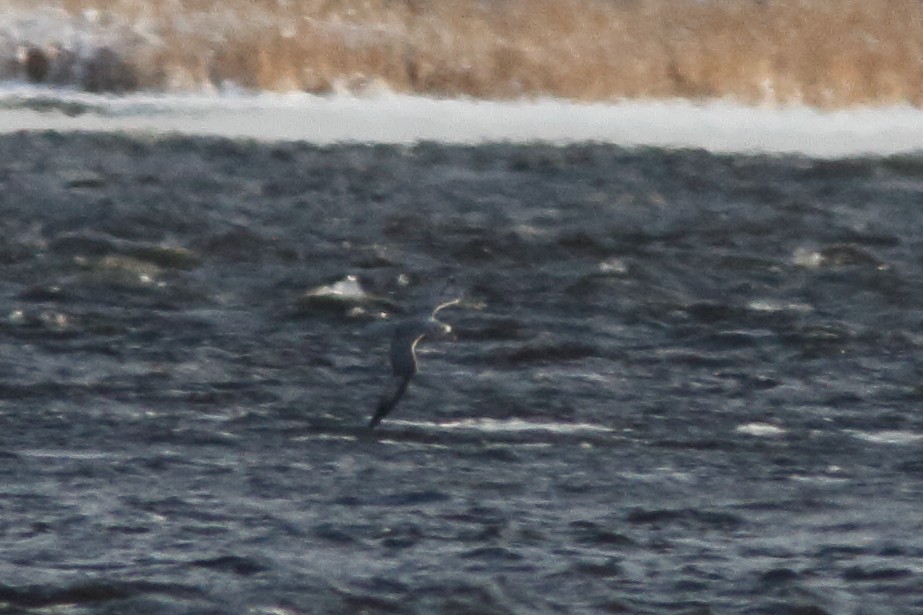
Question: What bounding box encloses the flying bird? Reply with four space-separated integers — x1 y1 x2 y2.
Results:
368 297 462 428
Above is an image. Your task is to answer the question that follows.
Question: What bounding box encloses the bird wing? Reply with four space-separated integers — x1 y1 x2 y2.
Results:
431 297 462 316
369 374 412 428
412 273 462 315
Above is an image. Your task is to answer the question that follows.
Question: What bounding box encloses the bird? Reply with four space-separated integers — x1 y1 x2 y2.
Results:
368 297 462 428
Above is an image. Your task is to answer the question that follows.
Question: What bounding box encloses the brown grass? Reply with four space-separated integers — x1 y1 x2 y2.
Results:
7 0 923 107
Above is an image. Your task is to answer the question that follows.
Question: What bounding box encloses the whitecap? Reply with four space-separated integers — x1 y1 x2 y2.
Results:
735 422 786 437
304 274 366 301
792 247 824 268
389 418 615 434
747 299 813 313
846 430 923 445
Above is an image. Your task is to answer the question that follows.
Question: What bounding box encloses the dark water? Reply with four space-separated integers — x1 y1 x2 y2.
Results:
1 132 922 614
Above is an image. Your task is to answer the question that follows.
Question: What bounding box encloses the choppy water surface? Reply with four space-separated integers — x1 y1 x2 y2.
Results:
1 133 922 614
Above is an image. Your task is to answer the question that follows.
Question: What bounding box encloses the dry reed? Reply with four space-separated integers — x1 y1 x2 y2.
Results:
5 0 923 107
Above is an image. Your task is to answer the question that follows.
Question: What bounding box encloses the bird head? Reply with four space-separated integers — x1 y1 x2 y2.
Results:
424 317 452 338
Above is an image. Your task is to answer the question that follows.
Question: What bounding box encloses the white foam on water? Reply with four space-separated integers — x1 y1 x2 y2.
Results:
292 433 359 443
19 449 118 460
1 85 923 157
735 422 787 437
846 430 923 445
389 417 615 434
747 299 814 314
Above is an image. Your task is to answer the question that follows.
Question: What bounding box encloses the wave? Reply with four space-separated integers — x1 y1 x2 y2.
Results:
2 0 922 107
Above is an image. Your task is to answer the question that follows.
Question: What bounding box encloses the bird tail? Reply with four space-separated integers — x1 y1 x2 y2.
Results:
368 377 411 428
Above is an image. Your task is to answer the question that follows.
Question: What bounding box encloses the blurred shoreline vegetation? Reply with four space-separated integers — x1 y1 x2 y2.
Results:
3 0 921 108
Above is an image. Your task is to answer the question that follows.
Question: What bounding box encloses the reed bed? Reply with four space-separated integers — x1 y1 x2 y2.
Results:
4 0 923 107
